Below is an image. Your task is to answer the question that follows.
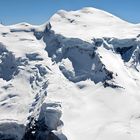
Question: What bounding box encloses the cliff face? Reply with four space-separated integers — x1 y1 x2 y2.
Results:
0 7 140 140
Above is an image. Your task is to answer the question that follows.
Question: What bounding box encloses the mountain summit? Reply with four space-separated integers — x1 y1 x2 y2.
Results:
50 7 140 41
0 7 140 140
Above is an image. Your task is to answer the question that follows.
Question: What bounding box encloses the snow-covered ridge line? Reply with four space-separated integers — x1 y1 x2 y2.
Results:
50 7 140 40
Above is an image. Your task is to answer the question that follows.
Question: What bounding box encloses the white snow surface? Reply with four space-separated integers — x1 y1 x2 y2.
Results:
0 7 140 140
50 7 140 41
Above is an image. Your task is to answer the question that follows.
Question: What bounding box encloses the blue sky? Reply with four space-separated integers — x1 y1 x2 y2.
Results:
0 0 139 25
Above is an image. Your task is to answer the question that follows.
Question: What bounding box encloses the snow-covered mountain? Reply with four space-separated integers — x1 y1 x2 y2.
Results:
0 7 140 140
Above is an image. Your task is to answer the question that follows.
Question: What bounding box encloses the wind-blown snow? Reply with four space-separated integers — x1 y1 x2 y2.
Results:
0 7 140 140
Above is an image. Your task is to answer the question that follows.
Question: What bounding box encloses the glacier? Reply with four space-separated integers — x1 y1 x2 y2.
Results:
0 7 140 140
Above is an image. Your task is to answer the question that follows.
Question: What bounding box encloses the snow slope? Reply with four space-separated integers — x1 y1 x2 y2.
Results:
0 7 140 140
50 7 140 41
